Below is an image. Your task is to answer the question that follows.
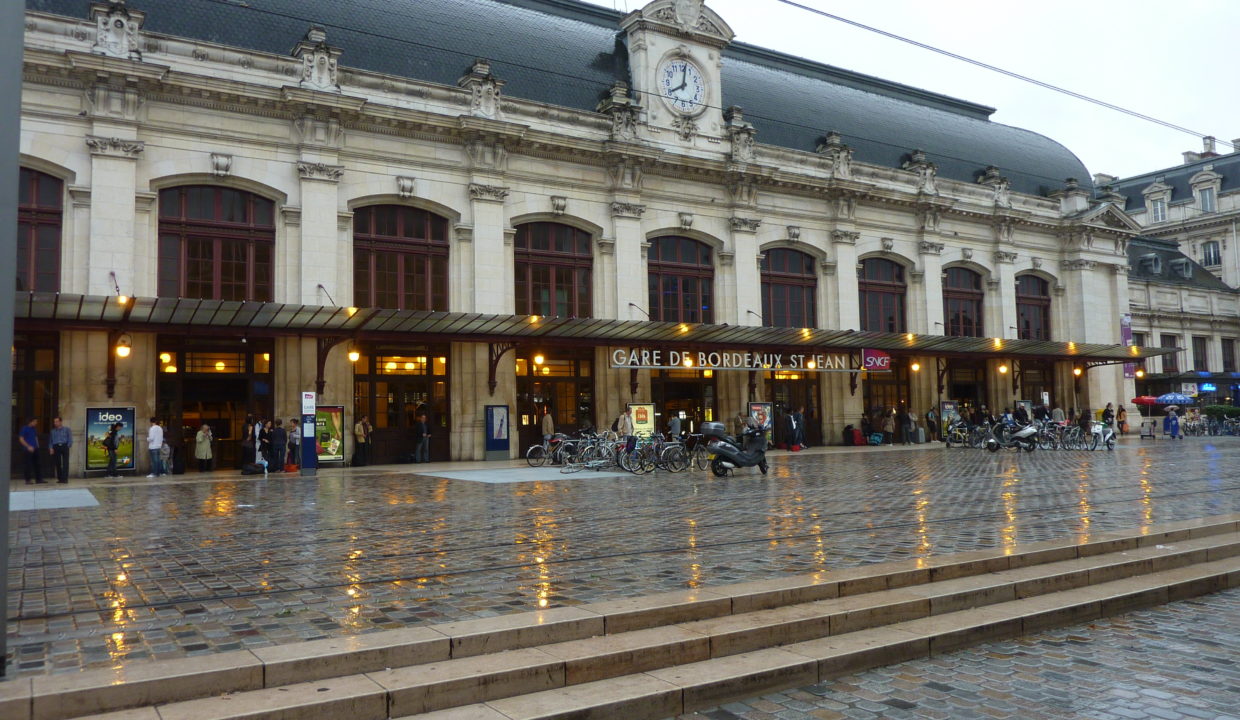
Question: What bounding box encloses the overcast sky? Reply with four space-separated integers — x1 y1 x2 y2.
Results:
582 0 1239 181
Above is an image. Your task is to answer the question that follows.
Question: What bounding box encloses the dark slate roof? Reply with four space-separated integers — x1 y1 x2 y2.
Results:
28 0 1092 196
1110 151 1240 212
1127 237 1234 292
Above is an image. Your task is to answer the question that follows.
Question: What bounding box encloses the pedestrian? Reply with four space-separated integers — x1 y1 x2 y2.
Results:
541 407 555 441
902 407 916 445
19 417 45 485
668 413 682 440
353 414 371 466
50 416 72 483
194 423 213 472
1014 404 1029 425
1052 405 1065 423
241 414 256 467
1102 403 1115 429
413 412 431 463
271 418 287 472
159 431 173 476
103 422 122 478
793 406 808 448
258 419 273 469
287 417 301 466
146 417 164 478
616 407 635 437
1117 405 1129 435
734 411 748 437
1164 408 1181 439
925 407 938 442
881 410 895 445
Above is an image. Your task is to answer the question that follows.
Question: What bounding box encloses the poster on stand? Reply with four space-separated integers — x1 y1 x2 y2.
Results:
315 405 345 463
485 405 510 452
939 401 959 439
749 402 774 446
627 403 657 436
86 407 135 472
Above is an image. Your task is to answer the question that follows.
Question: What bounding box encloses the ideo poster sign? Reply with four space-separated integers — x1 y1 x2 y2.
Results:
627 403 657 436
316 405 345 463
86 407 135 472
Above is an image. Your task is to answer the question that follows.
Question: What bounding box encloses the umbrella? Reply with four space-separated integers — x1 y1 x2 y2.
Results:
1131 396 1159 405
1156 392 1194 405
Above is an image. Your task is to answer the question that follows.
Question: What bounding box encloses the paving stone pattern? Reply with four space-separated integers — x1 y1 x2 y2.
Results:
679 587 1240 720
7 440 1240 678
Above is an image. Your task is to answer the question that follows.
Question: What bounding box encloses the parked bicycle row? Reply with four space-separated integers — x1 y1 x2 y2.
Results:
526 420 770 477
943 418 1118 452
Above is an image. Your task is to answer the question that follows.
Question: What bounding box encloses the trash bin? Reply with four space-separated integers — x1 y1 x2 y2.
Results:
842 425 854 445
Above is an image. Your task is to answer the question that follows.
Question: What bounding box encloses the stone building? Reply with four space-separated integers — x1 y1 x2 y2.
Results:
1107 139 1240 405
16 0 1159 474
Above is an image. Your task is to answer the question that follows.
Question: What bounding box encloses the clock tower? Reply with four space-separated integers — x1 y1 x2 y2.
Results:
620 0 735 145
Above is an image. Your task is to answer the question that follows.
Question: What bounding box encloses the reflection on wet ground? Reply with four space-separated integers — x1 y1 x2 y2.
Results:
6 440 1240 676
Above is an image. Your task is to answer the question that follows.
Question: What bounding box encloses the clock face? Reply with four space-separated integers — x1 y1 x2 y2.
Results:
657 58 706 115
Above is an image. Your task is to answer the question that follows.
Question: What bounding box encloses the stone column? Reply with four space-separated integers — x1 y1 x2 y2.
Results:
295 161 344 304
992 250 1019 339
831 230 860 331
918 241 945 336
610 203 647 320
730 216 762 325
84 135 144 295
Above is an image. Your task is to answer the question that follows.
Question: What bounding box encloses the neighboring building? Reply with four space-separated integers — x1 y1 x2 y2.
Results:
1108 139 1240 406
17 0 1156 473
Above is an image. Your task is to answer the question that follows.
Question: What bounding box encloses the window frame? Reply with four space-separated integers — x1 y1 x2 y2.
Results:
1222 338 1236 373
858 258 906 333
158 186 276 302
1014 275 1051 341
1192 336 1209 372
513 222 593 319
1161 333 1181 373
942 266 984 338
1150 198 1168 223
760 248 817 328
1199 186 1216 213
1202 240 1222 267
647 236 714 324
17 168 64 293
352 205 450 311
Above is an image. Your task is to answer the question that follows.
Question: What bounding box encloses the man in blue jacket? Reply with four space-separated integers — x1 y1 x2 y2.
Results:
19 417 45 484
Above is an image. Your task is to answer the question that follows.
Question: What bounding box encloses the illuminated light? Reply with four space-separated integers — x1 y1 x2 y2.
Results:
992 337 1002 348
911 362 921 372
346 306 358 317
1073 367 1083 377
529 315 540 323
164 365 177 373
404 362 414 370
683 355 694 367
998 364 1009 374
215 361 225 371
159 352 171 364
116 573 127 583
703 369 713 378
541 366 550 375
1136 369 1145 379
385 361 397 371
533 354 545 365
807 360 816 369
1130 345 1140 355
117 295 129 305
347 350 360 363
114 342 131 358
262 353 270 362
679 324 689 333
906 332 914 341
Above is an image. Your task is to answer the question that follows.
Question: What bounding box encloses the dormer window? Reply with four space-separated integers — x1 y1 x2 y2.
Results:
1138 253 1162 274
1170 258 1192 279
1199 187 1216 213
1202 240 1222 267
1150 198 1167 222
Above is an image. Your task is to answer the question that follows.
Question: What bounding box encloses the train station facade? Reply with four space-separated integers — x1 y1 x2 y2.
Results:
16 0 1170 471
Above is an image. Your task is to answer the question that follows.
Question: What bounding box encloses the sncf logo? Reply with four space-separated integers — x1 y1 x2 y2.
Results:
862 349 891 371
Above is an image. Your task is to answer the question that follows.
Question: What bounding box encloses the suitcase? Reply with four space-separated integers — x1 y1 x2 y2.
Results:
241 462 265 475
916 427 926 444
850 428 865 446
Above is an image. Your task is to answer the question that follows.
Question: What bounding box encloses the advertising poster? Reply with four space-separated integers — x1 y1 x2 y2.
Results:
939 401 959 438
627 402 657 436
485 405 509 452
749 401 774 446
86 407 135 472
316 405 345 463
1121 313 1135 379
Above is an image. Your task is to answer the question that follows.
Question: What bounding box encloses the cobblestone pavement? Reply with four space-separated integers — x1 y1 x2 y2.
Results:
6 438 1240 677
679 586 1240 720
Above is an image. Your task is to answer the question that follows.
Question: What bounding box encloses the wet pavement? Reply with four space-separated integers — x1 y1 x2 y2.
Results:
6 438 1240 679
679 586 1240 720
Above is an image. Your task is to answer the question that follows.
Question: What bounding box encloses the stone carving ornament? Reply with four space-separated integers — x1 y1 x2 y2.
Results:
610 202 646 218
296 161 344 182
85 135 144 158
902 149 938 195
730 217 761 233
210 153 232 178
815 131 853 180
292 26 342 93
469 183 510 202
458 59 504 120
91 1 143 61
597 82 639 141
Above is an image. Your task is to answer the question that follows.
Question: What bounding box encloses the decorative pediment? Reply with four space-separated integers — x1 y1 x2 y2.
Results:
1189 167 1222 187
1075 203 1143 233
626 0 736 45
1141 181 1171 198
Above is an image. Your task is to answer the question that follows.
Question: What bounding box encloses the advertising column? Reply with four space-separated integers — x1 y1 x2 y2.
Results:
300 391 317 477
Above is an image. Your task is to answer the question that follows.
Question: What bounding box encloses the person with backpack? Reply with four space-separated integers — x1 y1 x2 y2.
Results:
614 407 634 437
271 419 287 473
103 422 122 478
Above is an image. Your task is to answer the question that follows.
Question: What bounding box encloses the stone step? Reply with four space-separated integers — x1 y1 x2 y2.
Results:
10 514 1238 720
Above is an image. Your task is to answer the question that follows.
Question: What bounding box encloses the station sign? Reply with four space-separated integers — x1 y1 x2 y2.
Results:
609 348 891 372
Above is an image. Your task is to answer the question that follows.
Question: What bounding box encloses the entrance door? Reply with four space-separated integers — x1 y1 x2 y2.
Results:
356 350 450 464
10 333 57 476
516 351 594 450
650 369 716 435
767 372 822 447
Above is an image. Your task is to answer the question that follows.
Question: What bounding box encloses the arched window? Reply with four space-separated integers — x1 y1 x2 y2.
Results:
648 236 713 323
514 222 592 318
943 267 984 337
158 186 275 301
858 258 905 333
353 205 449 310
1015 274 1051 341
17 168 63 292
761 248 816 328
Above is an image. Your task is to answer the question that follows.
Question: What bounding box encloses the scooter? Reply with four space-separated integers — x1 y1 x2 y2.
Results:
1089 421 1117 451
985 421 1037 452
701 421 769 476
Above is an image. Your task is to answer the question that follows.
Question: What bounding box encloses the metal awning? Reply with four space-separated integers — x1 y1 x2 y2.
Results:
15 292 1177 362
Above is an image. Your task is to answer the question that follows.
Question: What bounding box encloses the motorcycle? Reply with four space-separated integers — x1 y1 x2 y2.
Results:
1089 420 1117 451
701 421 769 476
985 421 1037 453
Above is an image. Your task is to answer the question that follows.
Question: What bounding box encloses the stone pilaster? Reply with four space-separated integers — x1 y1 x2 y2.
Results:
831 230 860 330
730 216 762 325
918 241 945 336
85 134 144 295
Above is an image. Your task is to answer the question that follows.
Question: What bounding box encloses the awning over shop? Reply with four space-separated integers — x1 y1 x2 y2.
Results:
15 291 1177 362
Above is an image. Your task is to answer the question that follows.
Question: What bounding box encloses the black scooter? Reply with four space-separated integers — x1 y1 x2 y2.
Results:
701 421 769 476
